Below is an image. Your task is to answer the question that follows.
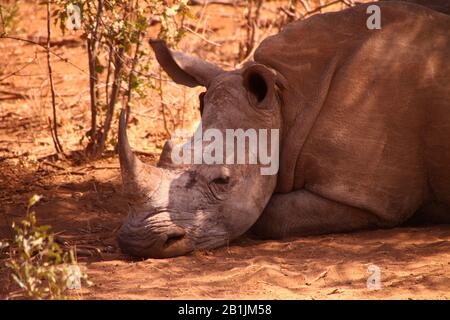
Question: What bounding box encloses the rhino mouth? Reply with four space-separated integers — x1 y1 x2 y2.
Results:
117 218 232 258
117 222 194 258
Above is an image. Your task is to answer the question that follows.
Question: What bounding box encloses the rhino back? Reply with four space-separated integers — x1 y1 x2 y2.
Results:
255 2 450 224
382 0 450 15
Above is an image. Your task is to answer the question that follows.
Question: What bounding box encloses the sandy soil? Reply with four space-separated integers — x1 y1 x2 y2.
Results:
84 226 450 300
1 157 449 299
1 1 449 300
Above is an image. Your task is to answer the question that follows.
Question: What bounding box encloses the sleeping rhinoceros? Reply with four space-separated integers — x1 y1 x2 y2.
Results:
117 1 450 258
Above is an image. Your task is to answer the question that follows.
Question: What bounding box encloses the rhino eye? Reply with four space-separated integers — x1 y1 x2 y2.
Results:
211 176 230 185
199 92 206 116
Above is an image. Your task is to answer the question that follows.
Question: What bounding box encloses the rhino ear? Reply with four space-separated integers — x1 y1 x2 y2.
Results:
150 39 224 88
242 64 276 109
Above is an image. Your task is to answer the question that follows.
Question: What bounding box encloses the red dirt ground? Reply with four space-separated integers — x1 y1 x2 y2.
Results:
1 1 449 299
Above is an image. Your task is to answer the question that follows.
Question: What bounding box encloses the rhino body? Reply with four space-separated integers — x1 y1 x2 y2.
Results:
117 1 450 258
382 0 450 14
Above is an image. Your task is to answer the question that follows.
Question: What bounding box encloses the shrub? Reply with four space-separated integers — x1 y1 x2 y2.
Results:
4 195 91 300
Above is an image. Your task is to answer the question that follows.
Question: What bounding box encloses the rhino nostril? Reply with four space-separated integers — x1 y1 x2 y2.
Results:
164 234 185 247
164 227 186 248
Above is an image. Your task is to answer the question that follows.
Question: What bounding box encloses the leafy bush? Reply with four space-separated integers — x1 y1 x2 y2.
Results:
4 195 91 300
0 0 20 34
53 0 192 157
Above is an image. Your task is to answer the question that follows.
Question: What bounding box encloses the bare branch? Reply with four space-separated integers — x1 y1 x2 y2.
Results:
46 0 64 155
184 25 221 47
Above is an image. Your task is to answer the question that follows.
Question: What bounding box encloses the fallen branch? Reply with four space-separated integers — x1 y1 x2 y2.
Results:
41 160 66 171
41 160 86 176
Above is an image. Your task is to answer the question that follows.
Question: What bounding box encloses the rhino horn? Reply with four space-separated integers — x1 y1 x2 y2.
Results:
118 108 162 198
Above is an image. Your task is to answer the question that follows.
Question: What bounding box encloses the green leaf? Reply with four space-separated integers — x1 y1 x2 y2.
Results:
95 64 105 74
28 195 42 208
0 241 9 250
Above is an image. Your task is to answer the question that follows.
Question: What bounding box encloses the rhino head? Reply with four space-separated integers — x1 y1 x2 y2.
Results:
117 40 283 258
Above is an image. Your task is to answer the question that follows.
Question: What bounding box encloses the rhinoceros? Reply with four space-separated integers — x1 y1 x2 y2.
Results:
117 1 450 258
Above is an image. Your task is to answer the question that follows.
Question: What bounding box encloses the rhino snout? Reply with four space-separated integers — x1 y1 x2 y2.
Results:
117 222 193 258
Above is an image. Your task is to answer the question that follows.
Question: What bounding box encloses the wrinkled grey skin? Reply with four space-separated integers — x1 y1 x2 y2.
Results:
117 45 282 258
118 1 450 258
